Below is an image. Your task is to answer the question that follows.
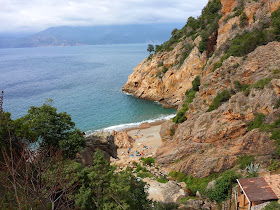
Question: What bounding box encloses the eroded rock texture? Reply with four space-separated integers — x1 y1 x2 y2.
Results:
123 0 280 177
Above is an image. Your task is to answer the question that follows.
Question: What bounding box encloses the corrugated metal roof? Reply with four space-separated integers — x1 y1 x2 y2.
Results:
238 177 278 202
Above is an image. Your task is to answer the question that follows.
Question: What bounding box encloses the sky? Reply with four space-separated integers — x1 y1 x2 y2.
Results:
0 0 208 33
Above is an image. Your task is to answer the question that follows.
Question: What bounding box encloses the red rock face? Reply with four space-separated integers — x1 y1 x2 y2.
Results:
155 42 280 177
123 0 280 177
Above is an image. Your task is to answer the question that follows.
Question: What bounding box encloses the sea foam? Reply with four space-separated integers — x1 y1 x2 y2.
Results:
85 114 176 136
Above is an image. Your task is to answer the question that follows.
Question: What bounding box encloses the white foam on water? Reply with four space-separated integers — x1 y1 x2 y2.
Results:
95 114 176 133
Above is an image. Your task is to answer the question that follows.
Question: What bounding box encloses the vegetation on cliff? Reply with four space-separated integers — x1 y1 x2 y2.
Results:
155 0 222 56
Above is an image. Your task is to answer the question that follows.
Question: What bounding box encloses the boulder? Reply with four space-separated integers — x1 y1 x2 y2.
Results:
112 130 134 148
145 179 187 203
76 131 118 165
178 199 204 210
139 122 151 129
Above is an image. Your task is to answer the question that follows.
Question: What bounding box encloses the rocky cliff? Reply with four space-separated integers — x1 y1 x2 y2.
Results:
123 0 280 177
76 132 118 165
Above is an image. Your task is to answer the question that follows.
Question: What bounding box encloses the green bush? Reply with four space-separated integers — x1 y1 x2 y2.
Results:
170 128 175 136
135 165 143 172
226 30 269 57
137 172 153 178
192 76 201 91
272 6 280 41
237 154 255 169
169 171 220 196
207 170 239 203
251 78 271 89
248 113 265 131
157 177 169 183
140 157 155 166
173 104 188 124
185 90 196 104
162 66 168 73
275 98 280 109
207 90 231 112
264 201 280 210
239 12 248 28
234 81 249 92
153 202 179 210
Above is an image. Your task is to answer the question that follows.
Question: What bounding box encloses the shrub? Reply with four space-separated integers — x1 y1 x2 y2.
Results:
264 201 280 210
185 90 196 104
207 170 239 203
137 172 153 178
170 128 175 136
157 177 169 183
272 6 280 41
234 81 249 92
140 157 155 166
226 30 269 57
207 90 231 112
162 66 168 73
173 104 188 124
251 78 271 89
248 113 265 131
212 61 223 72
275 98 280 109
237 154 255 169
268 159 280 171
135 165 143 172
169 171 219 197
239 12 248 28
192 76 201 91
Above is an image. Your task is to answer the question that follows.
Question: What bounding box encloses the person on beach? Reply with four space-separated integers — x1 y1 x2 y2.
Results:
128 147 131 155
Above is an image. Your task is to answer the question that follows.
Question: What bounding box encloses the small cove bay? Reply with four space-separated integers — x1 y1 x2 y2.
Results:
0 44 176 133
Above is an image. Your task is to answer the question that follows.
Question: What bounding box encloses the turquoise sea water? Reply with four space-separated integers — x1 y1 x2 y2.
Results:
0 44 176 133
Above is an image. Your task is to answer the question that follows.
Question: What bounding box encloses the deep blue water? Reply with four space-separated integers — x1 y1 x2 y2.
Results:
0 44 176 133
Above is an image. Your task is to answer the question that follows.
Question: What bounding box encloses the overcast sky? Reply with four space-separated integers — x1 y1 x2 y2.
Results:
0 0 208 33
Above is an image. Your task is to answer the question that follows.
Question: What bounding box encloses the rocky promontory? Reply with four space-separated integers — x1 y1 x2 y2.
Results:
123 0 280 178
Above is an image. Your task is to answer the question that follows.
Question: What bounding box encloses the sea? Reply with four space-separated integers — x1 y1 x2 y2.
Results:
0 44 176 134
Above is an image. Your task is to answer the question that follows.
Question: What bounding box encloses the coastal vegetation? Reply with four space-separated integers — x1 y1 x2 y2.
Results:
155 0 222 55
0 96 151 209
207 90 231 112
173 76 201 124
169 169 239 204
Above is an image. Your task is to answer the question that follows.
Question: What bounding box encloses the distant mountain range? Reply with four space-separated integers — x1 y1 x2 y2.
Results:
0 23 184 48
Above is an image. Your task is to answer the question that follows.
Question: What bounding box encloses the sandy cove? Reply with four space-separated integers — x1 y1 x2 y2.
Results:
111 121 164 166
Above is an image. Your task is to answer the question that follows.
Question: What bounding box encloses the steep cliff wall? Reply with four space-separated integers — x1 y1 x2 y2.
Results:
123 0 280 177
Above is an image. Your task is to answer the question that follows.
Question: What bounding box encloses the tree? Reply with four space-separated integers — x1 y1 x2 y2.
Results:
75 150 151 209
19 102 86 158
0 141 78 209
147 44 154 54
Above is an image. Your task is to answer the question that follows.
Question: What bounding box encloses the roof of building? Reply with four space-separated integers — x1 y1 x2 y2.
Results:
237 177 279 202
264 174 280 198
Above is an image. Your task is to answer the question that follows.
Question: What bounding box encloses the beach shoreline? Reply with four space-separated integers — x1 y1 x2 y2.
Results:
111 120 166 165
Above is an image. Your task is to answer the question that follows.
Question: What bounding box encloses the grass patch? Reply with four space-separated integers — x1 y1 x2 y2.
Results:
264 201 280 210
237 154 255 169
137 172 153 179
248 113 265 131
157 177 169 183
251 78 271 89
207 90 231 112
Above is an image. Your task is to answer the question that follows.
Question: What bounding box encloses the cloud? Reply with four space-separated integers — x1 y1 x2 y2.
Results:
0 0 208 33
